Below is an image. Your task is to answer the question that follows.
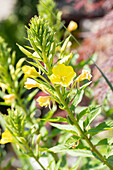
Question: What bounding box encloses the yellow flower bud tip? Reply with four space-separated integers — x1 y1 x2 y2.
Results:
37 96 51 107
25 78 39 89
49 64 76 87
77 70 92 82
67 21 78 32
22 65 38 78
0 129 13 144
3 94 15 103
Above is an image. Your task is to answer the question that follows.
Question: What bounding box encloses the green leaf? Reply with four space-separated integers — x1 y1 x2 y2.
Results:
86 120 113 135
67 150 94 158
80 81 92 90
71 89 84 108
42 117 68 123
0 102 11 106
106 155 113 167
17 44 32 57
77 105 101 121
91 59 113 92
16 58 26 69
27 60 47 74
64 135 80 148
83 107 101 128
56 159 62 170
47 154 56 170
50 123 79 135
95 138 113 146
26 89 39 102
49 144 69 153
49 144 94 158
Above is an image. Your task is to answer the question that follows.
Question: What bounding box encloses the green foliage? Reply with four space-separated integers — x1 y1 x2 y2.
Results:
37 0 63 42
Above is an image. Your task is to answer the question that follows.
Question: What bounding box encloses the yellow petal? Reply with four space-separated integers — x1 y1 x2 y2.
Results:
50 64 76 87
37 96 50 107
3 94 15 103
22 65 39 78
0 129 13 144
77 70 92 81
24 78 39 89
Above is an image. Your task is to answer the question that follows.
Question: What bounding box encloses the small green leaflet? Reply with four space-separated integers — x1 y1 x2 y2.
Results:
70 90 84 111
64 135 80 148
77 105 101 121
86 120 113 135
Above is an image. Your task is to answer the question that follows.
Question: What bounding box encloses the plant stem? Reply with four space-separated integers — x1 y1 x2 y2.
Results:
32 155 46 170
24 144 46 170
55 87 113 170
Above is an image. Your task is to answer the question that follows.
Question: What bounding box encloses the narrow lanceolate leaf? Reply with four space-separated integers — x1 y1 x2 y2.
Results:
48 144 70 153
16 58 26 69
86 120 113 135
42 117 68 123
50 123 79 135
92 59 113 92
49 144 94 158
80 81 92 90
67 150 94 158
95 138 113 146
83 107 101 128
26 89 39 102
71 90 84 108
16 44 32 57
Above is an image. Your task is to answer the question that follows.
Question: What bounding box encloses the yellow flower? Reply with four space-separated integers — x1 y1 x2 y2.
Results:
22 65 39 78
49 64 76 87
76 70 92 82
37 96 51 107
3 94 15 103
0 129 13 144
67 21 78 32
25 78 39 89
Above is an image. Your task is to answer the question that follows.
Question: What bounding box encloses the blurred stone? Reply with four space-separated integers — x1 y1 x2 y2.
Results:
0 0 17 21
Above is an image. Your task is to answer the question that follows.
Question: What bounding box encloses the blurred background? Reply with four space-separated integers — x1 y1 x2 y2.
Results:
0 0 113 169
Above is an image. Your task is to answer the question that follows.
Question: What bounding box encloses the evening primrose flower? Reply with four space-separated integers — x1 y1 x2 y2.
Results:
25 78 39 89
3 94 15 103
0 129 13 144
37 96 51 107
67 21 78 32
22 65 39 78
76 70 92 82
49 64 76 87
